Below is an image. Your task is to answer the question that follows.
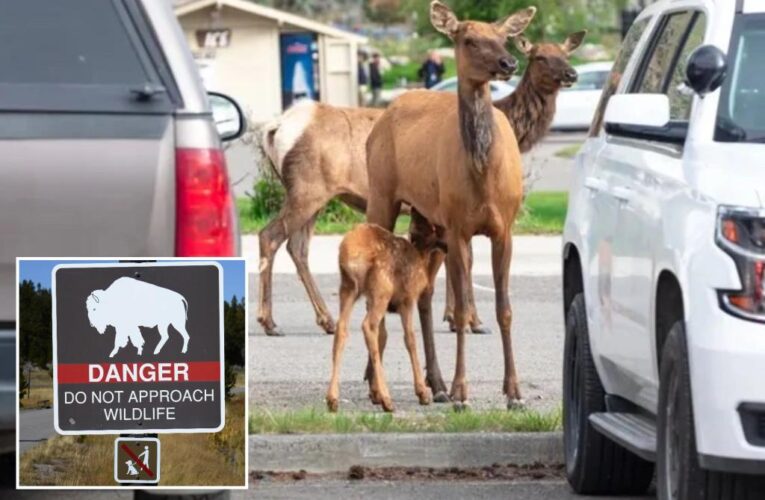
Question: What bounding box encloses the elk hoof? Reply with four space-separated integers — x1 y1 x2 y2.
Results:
432 391 451 403
470 324 492 335
506 398 526 410
326 398 339 413
418 389 432 406
381 399 395 413
263 324 285 337
369 391 383 405
318 317 336 335
452 400 471 412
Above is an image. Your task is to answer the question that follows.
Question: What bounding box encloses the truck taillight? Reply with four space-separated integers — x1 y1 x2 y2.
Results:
175 148 235 256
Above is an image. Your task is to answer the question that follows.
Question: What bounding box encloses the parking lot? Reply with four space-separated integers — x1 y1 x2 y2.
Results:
248 235 564 413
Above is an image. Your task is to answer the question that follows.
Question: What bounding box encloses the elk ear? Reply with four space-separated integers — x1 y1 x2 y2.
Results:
430 1 460 39
562 30 587 54
514 35 534 55
496 6 537 38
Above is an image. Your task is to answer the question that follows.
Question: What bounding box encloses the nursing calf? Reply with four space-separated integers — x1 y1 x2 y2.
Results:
326 220 444 412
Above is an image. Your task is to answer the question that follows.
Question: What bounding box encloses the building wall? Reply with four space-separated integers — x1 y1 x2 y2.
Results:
178 7 283 122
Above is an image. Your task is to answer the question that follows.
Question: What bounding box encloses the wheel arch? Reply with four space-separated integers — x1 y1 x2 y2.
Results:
655 270 685 367
563 242 584 318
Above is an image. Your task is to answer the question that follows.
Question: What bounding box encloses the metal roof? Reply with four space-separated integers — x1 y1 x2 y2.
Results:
174 0 368 43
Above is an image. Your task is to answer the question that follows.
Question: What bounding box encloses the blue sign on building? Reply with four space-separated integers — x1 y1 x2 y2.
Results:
280 33 319 108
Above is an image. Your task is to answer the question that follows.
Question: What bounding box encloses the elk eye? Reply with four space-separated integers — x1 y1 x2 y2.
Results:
465 38 476 48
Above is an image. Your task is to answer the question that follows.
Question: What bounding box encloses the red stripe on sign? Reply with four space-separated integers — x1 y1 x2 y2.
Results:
57 361 220 384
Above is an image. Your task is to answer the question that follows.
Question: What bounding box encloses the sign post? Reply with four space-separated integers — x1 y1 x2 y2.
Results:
52 262 225 485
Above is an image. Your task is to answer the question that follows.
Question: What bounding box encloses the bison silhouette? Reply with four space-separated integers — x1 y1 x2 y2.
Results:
86 277 190 358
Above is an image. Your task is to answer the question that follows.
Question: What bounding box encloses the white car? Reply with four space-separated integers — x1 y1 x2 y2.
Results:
563 1 765 498
552 62 613 130
431 75 517 100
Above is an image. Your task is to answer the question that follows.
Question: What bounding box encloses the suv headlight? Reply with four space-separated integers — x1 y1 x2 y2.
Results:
716 206 765 322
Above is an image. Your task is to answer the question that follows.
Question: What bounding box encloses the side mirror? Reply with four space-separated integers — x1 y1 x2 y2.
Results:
208 92 246 142
604 93 670 128
685 45 727 97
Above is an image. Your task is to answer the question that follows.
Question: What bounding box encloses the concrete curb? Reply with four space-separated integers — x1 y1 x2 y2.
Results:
250 432 563 473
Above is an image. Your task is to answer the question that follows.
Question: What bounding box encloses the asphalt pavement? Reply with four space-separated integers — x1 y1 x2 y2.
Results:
18 408 53 454
248 236 564 413
250 479 652 499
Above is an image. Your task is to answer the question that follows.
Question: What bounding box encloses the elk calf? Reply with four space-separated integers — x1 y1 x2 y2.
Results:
326 222 443 412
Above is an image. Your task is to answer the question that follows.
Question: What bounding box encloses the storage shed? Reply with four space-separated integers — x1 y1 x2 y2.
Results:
175 0 368 121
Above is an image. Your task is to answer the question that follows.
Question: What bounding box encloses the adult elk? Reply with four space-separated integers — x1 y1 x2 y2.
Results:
365 1 534 408
258 31 585 338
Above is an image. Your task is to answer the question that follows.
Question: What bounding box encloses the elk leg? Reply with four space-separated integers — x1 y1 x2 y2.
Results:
419 249 450 402
258 193 329 336
400 303 431 405
364 317 388 394
492 233 522 407
362 196 401 385
362 298 394 412
326 275 358 412
444 244 490 334
447 235 471 408
287 214 336 335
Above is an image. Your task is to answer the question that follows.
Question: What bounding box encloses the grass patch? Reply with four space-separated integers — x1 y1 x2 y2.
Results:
20 395 246 487
250 406 561 435
514 191 568 235
238 197 412 236
20 368 53 410
554 143 583 159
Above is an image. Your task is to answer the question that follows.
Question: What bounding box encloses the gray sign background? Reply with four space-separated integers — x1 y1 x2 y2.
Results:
53 263 223 434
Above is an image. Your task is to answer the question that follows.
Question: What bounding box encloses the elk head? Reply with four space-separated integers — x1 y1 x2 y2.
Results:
515 31 587 92
430 1 536 85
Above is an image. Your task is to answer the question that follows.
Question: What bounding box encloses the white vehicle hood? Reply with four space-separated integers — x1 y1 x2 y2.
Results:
687 142 765 209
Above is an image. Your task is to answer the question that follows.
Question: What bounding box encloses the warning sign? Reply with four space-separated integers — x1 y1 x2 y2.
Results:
53 262 224 434
114 437 160 484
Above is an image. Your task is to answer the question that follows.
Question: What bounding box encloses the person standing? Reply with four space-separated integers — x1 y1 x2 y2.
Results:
369 53 383 107
357 51 369 106
418 50 445 89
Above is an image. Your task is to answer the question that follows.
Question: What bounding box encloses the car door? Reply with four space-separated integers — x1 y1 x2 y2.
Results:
595 10 707 410
580 17 653 372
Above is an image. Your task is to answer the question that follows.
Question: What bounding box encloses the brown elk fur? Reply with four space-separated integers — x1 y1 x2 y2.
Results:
325 220 443 412
257 30 584 339
364 2 535 407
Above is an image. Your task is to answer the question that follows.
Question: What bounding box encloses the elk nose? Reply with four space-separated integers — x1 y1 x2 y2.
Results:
498 57 517 74
565 69 578 81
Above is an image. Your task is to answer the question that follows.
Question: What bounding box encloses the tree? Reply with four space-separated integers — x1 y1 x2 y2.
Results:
18 280 52 369
365 0 405 26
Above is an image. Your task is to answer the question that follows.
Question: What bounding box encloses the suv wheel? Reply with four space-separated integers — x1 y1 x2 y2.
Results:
563 294 654 494
657 322 765 500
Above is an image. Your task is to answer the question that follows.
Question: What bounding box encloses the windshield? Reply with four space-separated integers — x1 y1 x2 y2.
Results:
716 14 765 143
566 70 609 91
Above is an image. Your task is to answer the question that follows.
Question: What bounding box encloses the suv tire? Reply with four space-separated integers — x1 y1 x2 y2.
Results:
563 294 654 494
657 322 765 500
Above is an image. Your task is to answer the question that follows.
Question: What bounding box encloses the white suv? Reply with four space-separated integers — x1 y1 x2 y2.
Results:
562 0 765 498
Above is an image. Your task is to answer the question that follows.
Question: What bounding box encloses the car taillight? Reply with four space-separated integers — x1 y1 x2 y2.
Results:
716 206 765 322
175 148 235 256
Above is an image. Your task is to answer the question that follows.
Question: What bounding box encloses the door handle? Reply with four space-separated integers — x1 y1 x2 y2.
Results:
611 185 634 203
584 177 608 193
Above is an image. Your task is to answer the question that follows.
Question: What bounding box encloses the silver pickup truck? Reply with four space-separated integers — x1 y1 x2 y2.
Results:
0 0 244 460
